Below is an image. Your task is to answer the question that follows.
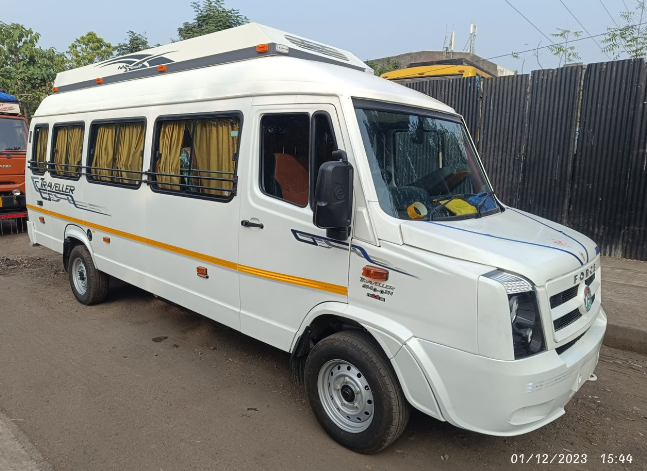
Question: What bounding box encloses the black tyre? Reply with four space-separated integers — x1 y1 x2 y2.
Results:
67 245 109 305
304 331 410 454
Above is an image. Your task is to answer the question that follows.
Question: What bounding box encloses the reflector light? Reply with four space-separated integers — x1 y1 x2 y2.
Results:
362 265 389 281
39 217 45 223
96 78 103 84
256 44 270 53
197 266 209 279
52 87 59 92
103 237 111 244
157 65 167 72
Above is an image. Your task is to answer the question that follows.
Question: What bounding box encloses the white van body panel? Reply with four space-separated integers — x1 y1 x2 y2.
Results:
400 206 598 286
25 23 606 438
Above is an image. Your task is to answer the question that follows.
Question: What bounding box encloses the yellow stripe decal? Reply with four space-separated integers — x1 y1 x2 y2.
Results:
27 204 347 296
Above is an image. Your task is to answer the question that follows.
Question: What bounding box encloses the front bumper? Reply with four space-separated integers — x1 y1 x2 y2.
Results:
405 307 607 435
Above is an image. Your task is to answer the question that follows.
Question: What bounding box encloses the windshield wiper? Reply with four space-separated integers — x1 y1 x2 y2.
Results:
427 193 478 221
475 190 497 218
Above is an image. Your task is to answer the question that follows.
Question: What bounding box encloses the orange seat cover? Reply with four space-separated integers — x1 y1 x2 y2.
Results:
273 153 308 206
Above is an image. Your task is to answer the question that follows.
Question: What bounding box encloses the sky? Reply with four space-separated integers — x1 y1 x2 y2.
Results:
1 0 636 73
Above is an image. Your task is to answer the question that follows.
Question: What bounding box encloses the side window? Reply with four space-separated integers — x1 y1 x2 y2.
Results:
311 112 338 201
30 126 49 175
51 124 84 179
88 121 146 186
152 115 240 199
260 114 310 207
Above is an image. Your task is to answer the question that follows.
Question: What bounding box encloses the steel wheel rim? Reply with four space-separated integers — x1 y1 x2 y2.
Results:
72 258 88 296
317 359 374 433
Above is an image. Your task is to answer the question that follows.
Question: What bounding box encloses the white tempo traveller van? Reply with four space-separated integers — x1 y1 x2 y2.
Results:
25 24 606 453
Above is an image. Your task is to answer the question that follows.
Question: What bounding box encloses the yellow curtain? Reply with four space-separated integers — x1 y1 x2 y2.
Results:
67 126 84 178
193 118 238 195
115 123 145 185
92 125 116 181
53 127 68 175
156 121 185 190
36 128 49 172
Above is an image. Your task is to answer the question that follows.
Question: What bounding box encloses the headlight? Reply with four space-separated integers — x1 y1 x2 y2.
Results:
485 270 546 359
11 189 20 196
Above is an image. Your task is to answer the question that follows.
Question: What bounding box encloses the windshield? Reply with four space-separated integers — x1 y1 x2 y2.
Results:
0 118 27 152
355 104 498 221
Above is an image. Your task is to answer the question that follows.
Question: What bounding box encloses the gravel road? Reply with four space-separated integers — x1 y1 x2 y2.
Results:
1 232 645 470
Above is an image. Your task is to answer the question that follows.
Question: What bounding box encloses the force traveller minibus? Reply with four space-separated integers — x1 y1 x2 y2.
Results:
25 24 606 453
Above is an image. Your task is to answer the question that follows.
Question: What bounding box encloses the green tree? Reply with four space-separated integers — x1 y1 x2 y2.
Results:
365 57 401 76
0 22 66 118
548 28 582 66
177 0 249 41
67 31 114 68
115 31 150 56
602 1 647 59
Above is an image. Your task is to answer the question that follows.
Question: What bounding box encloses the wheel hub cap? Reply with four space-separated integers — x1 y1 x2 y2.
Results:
317 360 374 433
72 258 88 296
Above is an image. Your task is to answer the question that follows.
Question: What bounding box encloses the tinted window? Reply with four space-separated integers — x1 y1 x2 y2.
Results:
260 114 310 207
152 116 240 198
51 124 84 179
31 126 49 174
311 112 337 200
88 121 145 186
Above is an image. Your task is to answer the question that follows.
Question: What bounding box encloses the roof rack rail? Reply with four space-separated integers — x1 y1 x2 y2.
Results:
53 23 372 94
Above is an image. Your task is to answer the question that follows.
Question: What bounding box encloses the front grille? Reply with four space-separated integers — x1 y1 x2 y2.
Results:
550 285 579 308
585 273 595 285
556 332 586 355
553 309 582 331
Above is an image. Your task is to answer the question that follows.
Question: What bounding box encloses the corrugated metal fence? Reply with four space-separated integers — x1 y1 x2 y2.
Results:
402 58 647 261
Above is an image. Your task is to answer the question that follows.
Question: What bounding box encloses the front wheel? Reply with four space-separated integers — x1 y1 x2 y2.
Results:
304 331 410 454
68 245 109 305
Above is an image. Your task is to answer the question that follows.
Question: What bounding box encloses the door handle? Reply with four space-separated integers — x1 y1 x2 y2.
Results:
241 220 264 229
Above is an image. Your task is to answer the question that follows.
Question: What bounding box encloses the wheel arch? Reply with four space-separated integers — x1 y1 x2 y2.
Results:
289 303 412 387
290 303 444 421
63 224 95 272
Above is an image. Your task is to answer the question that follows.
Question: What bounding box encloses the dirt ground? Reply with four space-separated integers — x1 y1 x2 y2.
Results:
0 230 646 471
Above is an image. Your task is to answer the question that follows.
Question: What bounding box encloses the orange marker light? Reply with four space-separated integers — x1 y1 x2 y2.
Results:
197 266 209 279
157 64 167 72
362 265 389 282
96 78 103 84
256 44 270 53
103 237 111 244
38 216 45 223
52 87 58 92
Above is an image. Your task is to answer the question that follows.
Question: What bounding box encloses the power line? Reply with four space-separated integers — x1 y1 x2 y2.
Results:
382 21 647 78
559 0 613 60
489 21 646 60
503 0 556 45
597 0 631 57
599 0 619 27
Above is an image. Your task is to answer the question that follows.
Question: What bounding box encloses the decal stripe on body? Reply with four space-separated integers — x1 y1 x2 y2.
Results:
426 220 584 266
27 205 347 296
507 208 590 263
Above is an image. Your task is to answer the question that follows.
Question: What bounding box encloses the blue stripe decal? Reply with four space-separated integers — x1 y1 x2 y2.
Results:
507 208 589 263
426 221 584 266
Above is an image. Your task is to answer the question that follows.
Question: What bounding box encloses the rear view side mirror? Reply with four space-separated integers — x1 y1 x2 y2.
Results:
314 151 353 241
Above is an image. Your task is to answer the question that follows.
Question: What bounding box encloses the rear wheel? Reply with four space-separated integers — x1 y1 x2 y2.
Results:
304 331 410 454
68 245 108 305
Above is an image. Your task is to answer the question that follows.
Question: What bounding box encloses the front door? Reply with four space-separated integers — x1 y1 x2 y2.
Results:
238 103 350 350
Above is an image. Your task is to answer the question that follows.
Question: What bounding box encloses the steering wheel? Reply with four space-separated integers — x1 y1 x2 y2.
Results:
413 166 470 195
